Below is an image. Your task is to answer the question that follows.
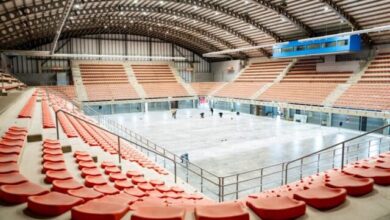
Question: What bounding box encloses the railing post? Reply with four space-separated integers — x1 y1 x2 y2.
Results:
284 163 289 185
174 160 177 183
218 177 222 203
260 168 263 192
281 163 285 186
55 111 59 140
200 169 204 193
117 136 122 169
236 174 239 200
341 143 346 170
221 177 225 202
300 159 303 179
317 154 320 173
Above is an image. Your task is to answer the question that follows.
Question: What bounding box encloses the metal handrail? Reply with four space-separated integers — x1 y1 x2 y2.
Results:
284 123 390 184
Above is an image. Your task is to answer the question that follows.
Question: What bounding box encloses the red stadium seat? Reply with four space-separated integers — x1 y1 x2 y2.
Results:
104 166 121 175
68 187 104 201
71 200 129 220
0 172 27 185
0 154 18 163
42 154 64 163
109 173 127 182
85 175 107 187
93 184 120 195
124 187 148 198
343 166 390 185
246 196 306 220
0 139 25 148
0 162 19 173
126 170 144 178
81 167 102 177
0 146 21 155
52 179 84 193
42 162 67 173
131 206 185 220
44 170 73 183
114 179 134 190
195 202 250 220
78 161 97 169
0 181 49 204
293 185 347 210
138 182 155 191
324 171 374 196
27 191 84 216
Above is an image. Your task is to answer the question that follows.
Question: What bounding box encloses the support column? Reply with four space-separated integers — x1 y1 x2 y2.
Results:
384 119 390 135
144 102 148 113
327 113 332 127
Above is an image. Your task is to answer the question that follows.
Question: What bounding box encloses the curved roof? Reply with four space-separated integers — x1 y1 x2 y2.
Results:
0 0 389 58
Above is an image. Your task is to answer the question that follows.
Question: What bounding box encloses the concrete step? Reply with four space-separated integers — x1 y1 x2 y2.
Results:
124 64 146 99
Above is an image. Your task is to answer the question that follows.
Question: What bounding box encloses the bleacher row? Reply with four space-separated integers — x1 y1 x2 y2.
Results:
0 71 25 92
0 89 389 219
79 63 190 101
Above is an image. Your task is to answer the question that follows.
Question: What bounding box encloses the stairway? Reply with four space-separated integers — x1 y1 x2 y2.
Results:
322 60 371 107
124 63 146 99
169 64 197 96
70 61 88 102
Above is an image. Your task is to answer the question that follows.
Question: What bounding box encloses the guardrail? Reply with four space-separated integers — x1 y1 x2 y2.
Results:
46 88 390 202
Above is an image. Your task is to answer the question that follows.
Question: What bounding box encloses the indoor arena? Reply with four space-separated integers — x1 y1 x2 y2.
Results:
0 0 390 220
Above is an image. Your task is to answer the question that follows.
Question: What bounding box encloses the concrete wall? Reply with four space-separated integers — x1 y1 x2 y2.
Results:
317 55 362 72
211 60 242 82
193 72 213 82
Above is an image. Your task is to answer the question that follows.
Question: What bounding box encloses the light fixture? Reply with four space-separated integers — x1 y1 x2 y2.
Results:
193 6 198 10
324 6 329 12
215 11 220 15
74 4 80 9
159 1 165 5
280 15 288 22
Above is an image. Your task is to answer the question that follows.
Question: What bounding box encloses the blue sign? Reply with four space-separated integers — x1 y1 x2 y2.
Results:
273 34 361 58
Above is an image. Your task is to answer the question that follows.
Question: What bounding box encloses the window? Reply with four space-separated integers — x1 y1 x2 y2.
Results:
297 45 306 51
307 43 320 49
281 47 294 53
274 48 281 53
337 40 348 46
324 41 337 48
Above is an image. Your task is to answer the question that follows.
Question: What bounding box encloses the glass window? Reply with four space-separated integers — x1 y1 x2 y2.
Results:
281 47 294 53
337 40 348 46
297 45 306 51
307 43 320 49
325 41 337 48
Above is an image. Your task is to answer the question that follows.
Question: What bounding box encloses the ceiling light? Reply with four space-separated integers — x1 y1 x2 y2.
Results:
120 11 124 15
215 11 220 15
159 1 165 5
133 0 138 4
193 6 198 10
143 12 148 15
324 6 329 12
173 15 177 19
74 4 80 9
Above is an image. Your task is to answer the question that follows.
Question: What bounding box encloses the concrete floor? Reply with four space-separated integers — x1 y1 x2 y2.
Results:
105 108 387 176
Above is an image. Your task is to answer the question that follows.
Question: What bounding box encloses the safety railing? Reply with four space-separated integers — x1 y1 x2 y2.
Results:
46 88 390 202
215 124 390 201
53 109 223 201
